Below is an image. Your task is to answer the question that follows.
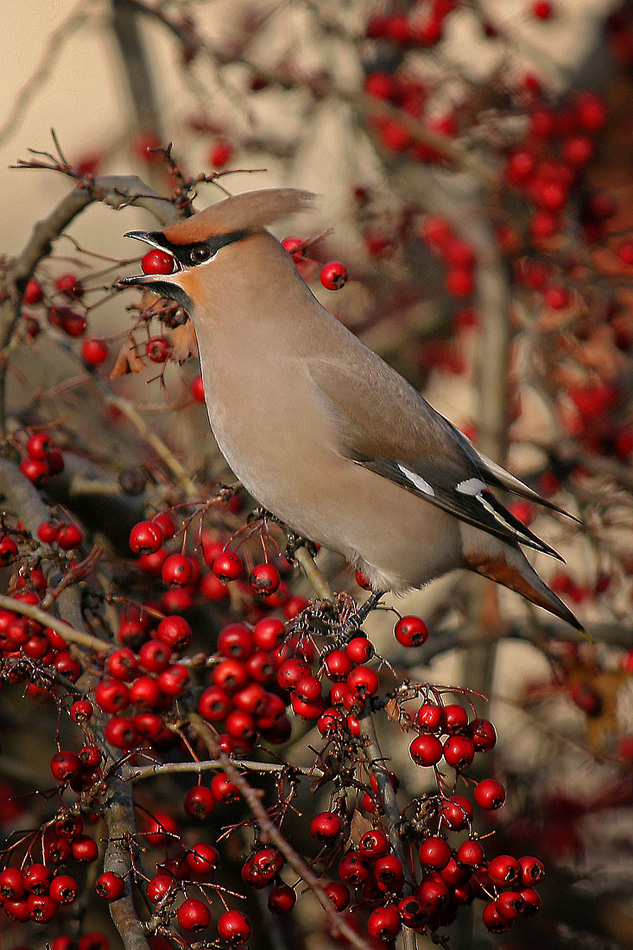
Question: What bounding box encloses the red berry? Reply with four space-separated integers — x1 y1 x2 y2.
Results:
56 273 84 298
394 614 428 647
37 520 59 544
445 267 475 298
367 904 401 940
213 551 243 581
443 734 476 769
161 553 194 586
483 900 512 933
177 897 211 932
519 855 545 885
345 636 374 664
338 851 370 885
24 279 43 304
268 882 296 914
49 874 79 904
359 828 390 860
410 733 443 766
20 457 49 485
324 880 350 910
70 699 93 722
50 750 81 782
443 703 469 734
320 260 348 290
474 777 506 809
249 561 281 595
95 678 130 714
347 665 379 698
457 838 485 868
141 250 175 275
145 337 171 363
438 794 473 830
95 871 125 901
191 374 205 401
544 284 570 309
208 139 235 168
310 811 343 840
419 836 452 870
217 909 251 944
186 842 220 876
184 785 215 819
531 1 553 20
56 523 83 550
488 854 521 887
27 433 52 459
0 868 24 900
211 772 240 804
81 337 109 366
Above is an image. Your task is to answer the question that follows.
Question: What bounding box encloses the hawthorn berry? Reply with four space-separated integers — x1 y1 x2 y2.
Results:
310 811 343 840
24 278 43 304
213 550 243 581
129 520 163 554
394 614 428 647
268 882 296 914
95 871 125 901
56 273 84 298
177 897 211 932
410 733 443 766
81 336 109 366
49 874 79 904
320 260 348 290
161 553 194 586
250 561 281 595
208 139 235 168
141 250 175 274
145 337 171 363
184 784 215 819
488 854 521 887
368 904 401 940
50 750 81 782
217 909 251 944
474 777 506 809
56 524 83 550
191 374 205 401
345 636 374 663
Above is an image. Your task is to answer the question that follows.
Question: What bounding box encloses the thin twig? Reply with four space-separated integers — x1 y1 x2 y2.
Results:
0 593 111 654
188 713 373 950
130 757 323 782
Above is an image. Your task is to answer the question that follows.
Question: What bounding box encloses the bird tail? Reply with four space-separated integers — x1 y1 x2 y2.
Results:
469 547 583 631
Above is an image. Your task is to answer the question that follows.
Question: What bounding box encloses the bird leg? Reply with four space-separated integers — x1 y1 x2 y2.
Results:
340 589 386 634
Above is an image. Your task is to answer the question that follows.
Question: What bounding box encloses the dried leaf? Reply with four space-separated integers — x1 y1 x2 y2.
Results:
385 697 407 729
349 808 373 846
170 321 198 363
109 333 144 378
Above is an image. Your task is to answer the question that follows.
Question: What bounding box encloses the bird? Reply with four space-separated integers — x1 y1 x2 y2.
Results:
120 187 581 630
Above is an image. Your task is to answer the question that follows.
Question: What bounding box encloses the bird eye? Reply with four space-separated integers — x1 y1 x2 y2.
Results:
190 245 211 264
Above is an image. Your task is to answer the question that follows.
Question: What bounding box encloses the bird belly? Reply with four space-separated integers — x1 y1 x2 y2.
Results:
199 357 463 592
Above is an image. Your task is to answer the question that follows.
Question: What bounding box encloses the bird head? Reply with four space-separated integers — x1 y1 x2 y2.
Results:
119 188 314 311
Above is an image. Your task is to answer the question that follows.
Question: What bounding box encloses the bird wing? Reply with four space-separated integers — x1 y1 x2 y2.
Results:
306 353 564 559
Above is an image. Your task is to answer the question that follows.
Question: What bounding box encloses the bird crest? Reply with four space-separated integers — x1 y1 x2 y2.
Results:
161 188 315 245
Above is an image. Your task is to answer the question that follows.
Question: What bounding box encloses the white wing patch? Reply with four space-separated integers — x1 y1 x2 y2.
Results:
456 477 487 495
456 477 526 539
397 464 435 497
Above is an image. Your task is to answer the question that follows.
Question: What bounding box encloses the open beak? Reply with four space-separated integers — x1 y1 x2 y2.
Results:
118 231 180 287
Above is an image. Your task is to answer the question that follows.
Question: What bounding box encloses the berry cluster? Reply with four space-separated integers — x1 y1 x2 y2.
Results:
19 432 65 486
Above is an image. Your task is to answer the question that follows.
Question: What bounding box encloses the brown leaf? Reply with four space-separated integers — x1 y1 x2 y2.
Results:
349 808 374 846
170 321 198 363
109 333 145 378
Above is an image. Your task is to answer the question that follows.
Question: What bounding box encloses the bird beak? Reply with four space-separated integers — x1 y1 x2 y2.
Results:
119 230 181 286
